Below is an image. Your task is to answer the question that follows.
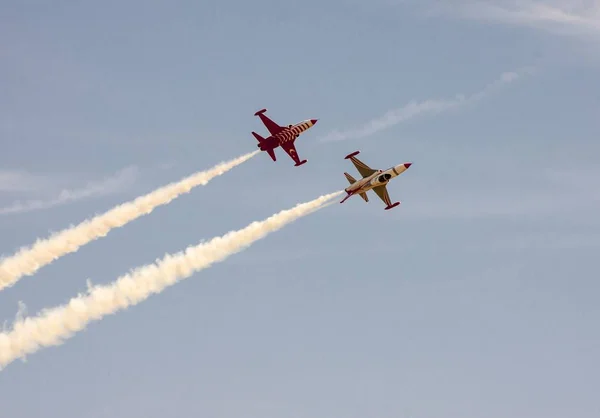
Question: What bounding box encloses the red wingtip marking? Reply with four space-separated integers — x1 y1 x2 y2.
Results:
311 119 318 125
404 162 412 168
344 151 360 159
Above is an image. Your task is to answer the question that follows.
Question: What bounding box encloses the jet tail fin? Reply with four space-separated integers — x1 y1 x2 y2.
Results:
343 172 367 202
252 131 276 162
252 131 266 143
344 172 357 184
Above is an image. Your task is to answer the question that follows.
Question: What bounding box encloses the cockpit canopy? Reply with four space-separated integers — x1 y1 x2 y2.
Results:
378 173 392 183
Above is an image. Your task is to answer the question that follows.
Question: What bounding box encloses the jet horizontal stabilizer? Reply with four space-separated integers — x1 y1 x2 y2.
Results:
252 131 276 161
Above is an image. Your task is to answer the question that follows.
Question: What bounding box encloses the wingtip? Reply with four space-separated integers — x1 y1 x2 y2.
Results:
344 151 360 159
254 108 267 116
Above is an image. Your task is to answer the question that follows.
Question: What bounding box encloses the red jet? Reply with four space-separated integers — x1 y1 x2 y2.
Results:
252 108 318 166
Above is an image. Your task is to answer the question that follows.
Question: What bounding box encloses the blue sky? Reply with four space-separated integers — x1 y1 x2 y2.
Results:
1 0 599 417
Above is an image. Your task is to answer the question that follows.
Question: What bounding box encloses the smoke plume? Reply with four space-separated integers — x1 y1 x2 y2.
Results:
0 151 259 292
0 190 342 369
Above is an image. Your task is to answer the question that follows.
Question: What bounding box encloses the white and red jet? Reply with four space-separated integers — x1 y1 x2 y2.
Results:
251 108 318 167
340 151 412 210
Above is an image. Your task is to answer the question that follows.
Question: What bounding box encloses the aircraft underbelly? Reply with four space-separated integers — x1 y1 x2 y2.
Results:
360 182 384 193
348 179 370 192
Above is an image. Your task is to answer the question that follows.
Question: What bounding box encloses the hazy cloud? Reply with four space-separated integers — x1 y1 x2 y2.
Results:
0 171 55 193
432 0 600 39
0 166 139 215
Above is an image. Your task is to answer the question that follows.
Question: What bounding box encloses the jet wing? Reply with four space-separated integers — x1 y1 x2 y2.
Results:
255 109 283 136
280 140 306 166
372 184 392 206
345 152 377 178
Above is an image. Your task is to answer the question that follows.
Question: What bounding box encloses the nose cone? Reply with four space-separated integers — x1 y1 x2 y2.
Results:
310 119 318 125
404 162 412 169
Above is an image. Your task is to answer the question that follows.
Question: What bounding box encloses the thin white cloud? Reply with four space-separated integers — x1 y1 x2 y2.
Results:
319 67 533 142
0 166 138 215
433 0 600 38
0 171 54 193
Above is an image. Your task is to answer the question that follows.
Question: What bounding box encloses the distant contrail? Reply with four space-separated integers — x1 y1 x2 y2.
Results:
0 151 259 292
0 190 342 370
319 67 534 141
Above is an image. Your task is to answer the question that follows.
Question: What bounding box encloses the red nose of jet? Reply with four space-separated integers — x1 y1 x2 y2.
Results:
405 162 412 168
311 119 318 125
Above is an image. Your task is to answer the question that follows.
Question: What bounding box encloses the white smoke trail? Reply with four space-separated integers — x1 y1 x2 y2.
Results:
0 191 342 369
0 151 259 292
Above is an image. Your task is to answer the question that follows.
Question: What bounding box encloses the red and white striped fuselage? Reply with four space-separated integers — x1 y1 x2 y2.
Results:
258 119 317 150
252 108 318 167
